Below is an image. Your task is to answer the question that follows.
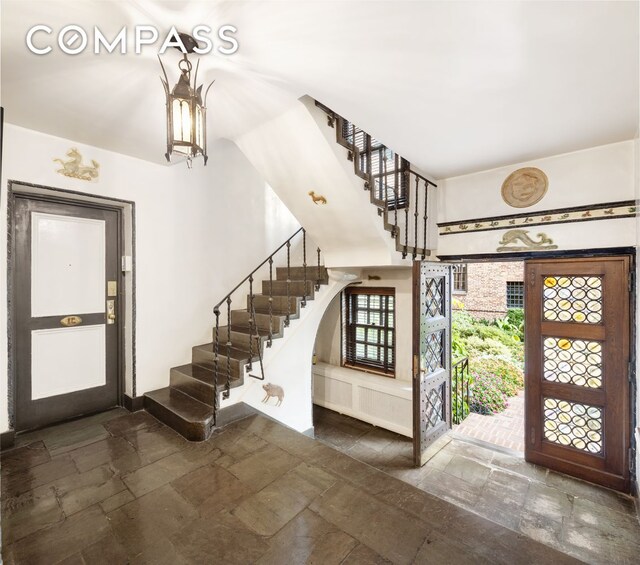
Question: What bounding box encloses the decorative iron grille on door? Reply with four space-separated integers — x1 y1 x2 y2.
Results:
413 262 452 466
525 257 631 492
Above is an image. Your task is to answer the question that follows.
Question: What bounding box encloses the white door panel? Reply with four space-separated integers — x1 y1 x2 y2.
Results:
31 212 105 317
31 325 106 400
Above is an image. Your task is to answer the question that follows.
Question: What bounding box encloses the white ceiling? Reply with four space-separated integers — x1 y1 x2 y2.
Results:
1 0 638 178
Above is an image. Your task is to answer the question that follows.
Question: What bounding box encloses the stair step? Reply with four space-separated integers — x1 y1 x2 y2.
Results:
192 343 257 378
170 363 242 406
275 266 328 283
144 388 213 441
247 294 300 314
261 280 315 298
144 389 257 441
213 326 264 352
230 310 286 334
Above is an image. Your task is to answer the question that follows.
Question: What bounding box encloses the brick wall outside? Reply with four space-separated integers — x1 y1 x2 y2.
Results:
454 261 524 320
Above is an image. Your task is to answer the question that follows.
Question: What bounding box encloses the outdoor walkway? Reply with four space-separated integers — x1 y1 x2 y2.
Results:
313 404 640 565
1 407 576 564
455 391 525 452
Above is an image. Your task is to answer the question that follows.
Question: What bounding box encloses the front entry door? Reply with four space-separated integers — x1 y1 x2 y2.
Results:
13 196 121 431
413 262 452 466
525 257 631 492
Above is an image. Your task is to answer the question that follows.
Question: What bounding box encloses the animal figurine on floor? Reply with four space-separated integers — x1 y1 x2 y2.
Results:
308 191 327 205
262 383 284 406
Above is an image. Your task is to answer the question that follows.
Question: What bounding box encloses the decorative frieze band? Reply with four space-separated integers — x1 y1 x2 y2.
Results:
438 200 636 236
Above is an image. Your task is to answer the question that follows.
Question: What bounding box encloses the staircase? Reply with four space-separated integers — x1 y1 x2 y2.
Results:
144 229 328 440
315 100 438 260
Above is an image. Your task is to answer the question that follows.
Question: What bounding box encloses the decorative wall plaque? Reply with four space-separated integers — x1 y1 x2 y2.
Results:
53 148 100 181
497 229 558 252
501 167 548 208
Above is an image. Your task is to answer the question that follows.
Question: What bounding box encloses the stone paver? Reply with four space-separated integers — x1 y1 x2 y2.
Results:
313 404 640 565
1 407 579 565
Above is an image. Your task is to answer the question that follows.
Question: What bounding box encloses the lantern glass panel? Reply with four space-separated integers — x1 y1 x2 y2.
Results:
172 98 192 144
195 105 203 149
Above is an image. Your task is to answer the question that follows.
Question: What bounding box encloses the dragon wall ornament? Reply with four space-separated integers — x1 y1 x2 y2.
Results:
53 148 100 181
497 229 558 252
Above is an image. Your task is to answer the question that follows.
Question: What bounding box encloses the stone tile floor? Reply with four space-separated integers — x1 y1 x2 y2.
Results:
313 405 640 565
0 407 580 564
455 391 525 452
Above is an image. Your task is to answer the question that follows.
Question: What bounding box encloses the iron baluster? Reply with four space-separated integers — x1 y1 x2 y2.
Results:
268 257 273 347
404 169 409 258
366 133 372 180
382 150 389 220
412 175 419 259
213 308 220 426
247 301 265 381
302 229 307 308
285 240 291 327
422 179 428 260
316 247 321 291
247 275 254 370
394 154 399 235
224 297 232 399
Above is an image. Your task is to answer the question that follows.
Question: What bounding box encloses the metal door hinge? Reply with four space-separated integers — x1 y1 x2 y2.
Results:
629 448 636 473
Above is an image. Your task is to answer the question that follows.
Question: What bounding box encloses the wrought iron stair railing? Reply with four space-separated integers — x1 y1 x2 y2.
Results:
452 357 471 425
210 227 323 425
315 100 437 260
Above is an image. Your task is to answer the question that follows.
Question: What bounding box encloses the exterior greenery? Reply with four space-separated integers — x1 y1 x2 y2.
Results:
452 305 525 417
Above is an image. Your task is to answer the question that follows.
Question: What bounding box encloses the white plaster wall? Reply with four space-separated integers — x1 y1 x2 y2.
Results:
437 141 636 256
0 123 299 433
314 267 414 383
439 141 635 222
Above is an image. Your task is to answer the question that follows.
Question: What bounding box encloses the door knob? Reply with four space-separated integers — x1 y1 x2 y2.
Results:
107 299 116 324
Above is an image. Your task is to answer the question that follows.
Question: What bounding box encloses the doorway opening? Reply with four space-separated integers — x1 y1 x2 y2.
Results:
7 181 136 434
450 260 526 454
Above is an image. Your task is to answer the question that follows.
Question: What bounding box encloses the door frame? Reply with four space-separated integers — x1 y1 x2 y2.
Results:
6 180 137 432
437 247 636 492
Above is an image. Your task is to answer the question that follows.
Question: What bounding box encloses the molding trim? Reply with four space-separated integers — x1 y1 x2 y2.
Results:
437 246 636 262
123 394 145 412
1 430 15 450
438 200 636 236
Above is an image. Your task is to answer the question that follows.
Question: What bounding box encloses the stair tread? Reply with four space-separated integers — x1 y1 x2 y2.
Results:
145 388 212 423
228 324 272 337
171 363 242 385
253 307 300 317
193 343 259 361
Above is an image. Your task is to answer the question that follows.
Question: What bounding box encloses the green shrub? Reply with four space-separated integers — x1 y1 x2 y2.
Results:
469 372 508 415
464 335 512 359
452 308 525 369
471 356 524 397
506 308 525 341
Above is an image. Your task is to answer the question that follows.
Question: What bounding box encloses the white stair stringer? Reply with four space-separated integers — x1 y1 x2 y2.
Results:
234 98 408 269
219 269 361 433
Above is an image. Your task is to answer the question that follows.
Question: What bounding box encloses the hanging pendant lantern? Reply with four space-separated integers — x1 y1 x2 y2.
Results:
159 34 214 168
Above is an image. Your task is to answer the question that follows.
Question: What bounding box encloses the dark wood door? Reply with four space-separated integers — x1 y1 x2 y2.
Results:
13 196 121 431
524 257 631 492
413 262 452 466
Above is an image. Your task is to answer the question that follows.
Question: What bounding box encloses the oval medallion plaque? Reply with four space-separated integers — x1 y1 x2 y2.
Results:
501 167 548 208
